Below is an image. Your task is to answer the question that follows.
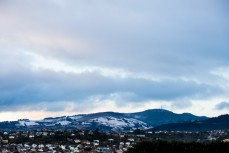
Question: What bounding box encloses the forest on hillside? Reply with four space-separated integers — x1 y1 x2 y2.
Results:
127 141 229 153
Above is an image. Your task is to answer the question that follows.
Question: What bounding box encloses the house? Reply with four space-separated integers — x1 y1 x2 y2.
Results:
78 131 85 135
60 145 66 150
29 134 35 138
108 139 114 143
43 132 48 136
136 135 145 138
93 140 100 146
36 132 43 136
77 144 83 150
83 140 91 145
101 147 110 153
38 148 44 152
24 144 30 148
74 139 81 143
38 144 44 148
9 135 15 139
222 139 229 142
115 150 123 153
3 132 8 135
128 138 134 142
50 132 55 135
125 142 131 146
119 134 125 138
2 140 9 144
30 148 37 152
31 144 37 148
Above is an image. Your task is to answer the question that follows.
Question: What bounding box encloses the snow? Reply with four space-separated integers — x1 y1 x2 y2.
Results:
19 121 39 126
82 122 91 125
17 115 151 131
69 115 83 120
56 120 70 125
39 119 53 122
88 116 150 129
90 117 128 127
20 118 71 126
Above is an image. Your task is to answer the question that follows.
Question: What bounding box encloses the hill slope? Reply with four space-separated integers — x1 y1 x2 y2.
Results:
153 114 229 131
0 109 207 132
126 109 207 126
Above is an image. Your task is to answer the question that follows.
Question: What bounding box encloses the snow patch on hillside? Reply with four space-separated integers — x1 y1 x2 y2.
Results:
91 117 128 127
88 116 150 129
69 115 83 120
19 121 39 126
56 121 71 125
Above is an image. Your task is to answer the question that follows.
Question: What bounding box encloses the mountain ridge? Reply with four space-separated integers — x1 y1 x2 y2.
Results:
153 114 229 131
0 109 207 132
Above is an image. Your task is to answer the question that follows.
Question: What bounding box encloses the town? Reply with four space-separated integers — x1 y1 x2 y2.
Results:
0 129 229 152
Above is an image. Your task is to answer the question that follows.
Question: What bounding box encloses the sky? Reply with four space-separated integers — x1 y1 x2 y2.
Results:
0 0 229 121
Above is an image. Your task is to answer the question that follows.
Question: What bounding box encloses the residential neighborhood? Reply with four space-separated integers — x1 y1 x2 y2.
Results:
0 129 229 152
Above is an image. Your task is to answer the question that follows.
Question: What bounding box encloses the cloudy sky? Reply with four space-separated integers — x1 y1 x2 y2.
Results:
0 0 229 121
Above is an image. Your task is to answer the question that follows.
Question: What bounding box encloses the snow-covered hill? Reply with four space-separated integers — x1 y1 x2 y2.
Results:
15 115 151 132
0 109 207 132
82 116 151 131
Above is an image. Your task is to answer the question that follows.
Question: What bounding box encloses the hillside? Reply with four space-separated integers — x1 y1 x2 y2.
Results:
153 114 229 131
0 109 207 132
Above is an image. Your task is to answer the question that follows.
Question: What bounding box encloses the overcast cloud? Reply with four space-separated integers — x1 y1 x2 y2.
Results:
0 0 229 120
215 102 229 110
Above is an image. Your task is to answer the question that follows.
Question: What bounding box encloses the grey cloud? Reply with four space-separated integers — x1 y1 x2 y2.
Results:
0 0 229 113
1 0 228 77
0 64 222 111
171 99 192 109
215 102 229 110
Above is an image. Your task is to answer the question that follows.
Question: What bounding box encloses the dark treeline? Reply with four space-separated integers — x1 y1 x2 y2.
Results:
127 141 229 153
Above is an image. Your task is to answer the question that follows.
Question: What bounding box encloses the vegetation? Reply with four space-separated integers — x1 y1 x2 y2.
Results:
127 141 229 153
154 114 229 131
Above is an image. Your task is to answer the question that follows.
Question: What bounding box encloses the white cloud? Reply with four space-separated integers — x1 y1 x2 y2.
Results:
0 0 228 120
